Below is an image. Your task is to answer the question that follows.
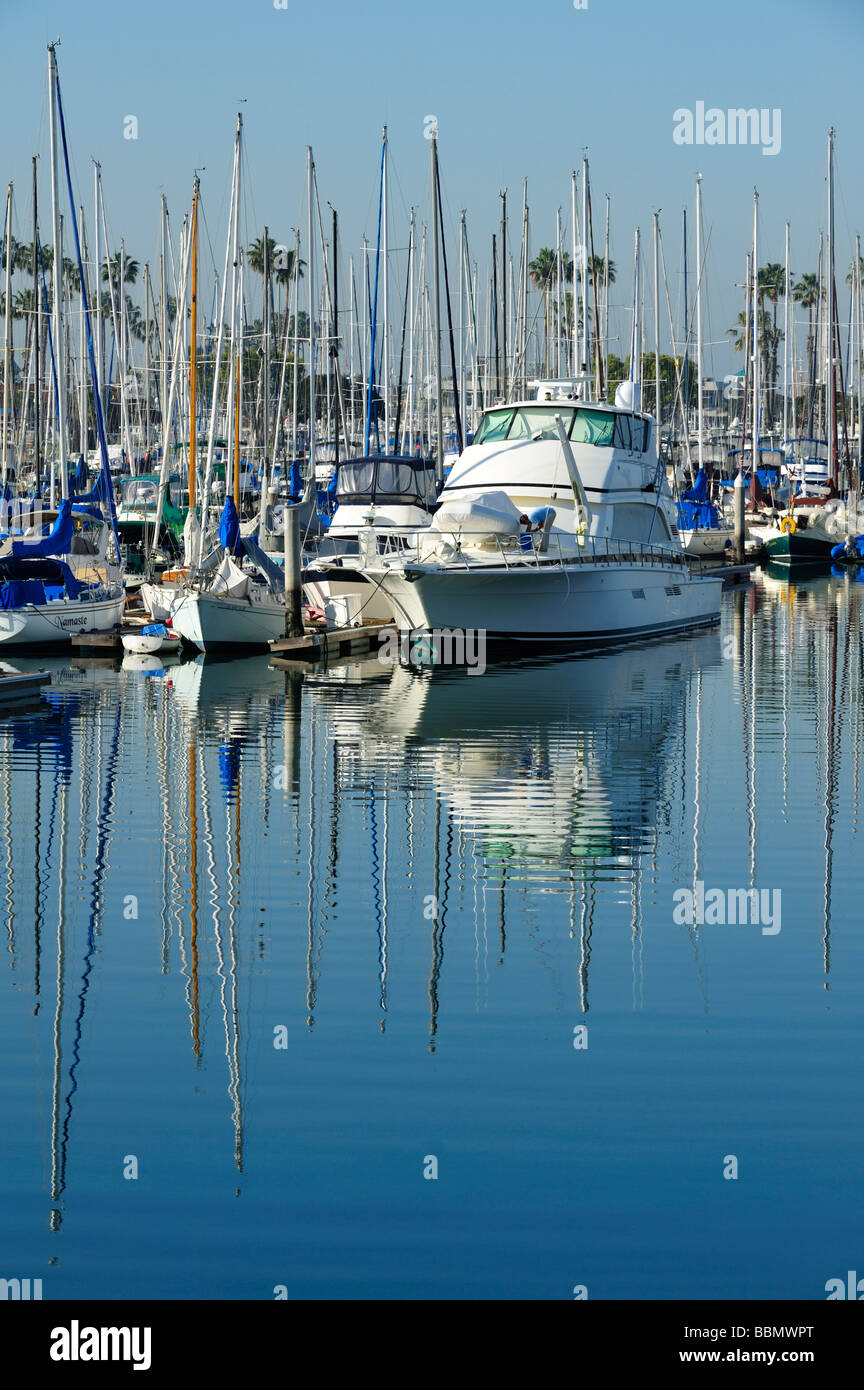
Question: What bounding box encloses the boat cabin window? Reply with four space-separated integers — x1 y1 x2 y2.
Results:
472 409 514 444
472 406 576 445
506 407 575 441
612 415 633 450
571 409 614 446
611 414 649 453
473 404 649 450
336 458 432 506
122 479 158 506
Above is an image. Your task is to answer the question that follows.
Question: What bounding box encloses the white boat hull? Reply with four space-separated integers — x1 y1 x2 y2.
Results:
679 527 735 558
170 588 286 650
140 581 184 622
0 593 125 646
371 556 722 648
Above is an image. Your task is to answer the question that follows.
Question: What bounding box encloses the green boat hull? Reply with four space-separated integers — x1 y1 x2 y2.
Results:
764 531 834 570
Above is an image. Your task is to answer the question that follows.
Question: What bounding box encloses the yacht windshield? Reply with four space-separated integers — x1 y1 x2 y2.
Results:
506 407 575 441
572 410 615 446
472 406 576 445
336 458 431 506
122 479 158 506
472 409 513 444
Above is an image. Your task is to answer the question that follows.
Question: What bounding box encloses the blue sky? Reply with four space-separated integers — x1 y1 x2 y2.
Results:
2 0 862 379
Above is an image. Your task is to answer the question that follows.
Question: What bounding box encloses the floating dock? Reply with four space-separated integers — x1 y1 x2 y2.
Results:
0 669 52 707
269 621 394 664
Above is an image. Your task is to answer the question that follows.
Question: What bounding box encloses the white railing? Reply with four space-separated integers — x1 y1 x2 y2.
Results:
308 528 718 576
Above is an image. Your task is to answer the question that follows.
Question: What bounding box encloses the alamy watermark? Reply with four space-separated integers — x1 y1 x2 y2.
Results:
378 627 487 675
673 103 781 156
673 881 782 935
1 500 44 538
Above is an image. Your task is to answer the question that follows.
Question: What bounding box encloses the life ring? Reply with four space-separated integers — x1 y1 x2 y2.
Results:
780 516 797 535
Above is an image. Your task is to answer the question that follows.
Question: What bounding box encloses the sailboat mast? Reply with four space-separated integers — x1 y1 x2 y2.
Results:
227 118 242 504
189 177 199 510
580 153 588 372
78 206 87 458
382 127 389 450
653 211 661 437
751 189 759 479
262 223 270 490
826 128 836 486
603 194 610 394
695 173 704 473
783 221 790 444
631 226 640 387
571 171 578 377
33 157 41 494
93 162 102 416
160 195 167 439
306 146 315 475
48 44 68 502
431 133 444 483
2 183 12 491
500 188 507 398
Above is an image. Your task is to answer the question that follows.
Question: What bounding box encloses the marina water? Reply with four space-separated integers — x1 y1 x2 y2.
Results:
1 571 862 1299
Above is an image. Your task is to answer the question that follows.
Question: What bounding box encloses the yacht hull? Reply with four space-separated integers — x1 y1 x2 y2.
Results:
373 558 723 649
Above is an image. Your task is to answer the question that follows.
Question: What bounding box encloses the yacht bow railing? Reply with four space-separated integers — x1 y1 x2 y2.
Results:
311 529 717 576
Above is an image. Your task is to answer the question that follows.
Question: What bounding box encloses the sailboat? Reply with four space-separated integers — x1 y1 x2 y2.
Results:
0 49 125 645
766 133 842 570
676 177 736 559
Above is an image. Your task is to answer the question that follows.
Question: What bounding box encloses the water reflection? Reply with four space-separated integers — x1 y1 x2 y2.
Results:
1 573 862 1252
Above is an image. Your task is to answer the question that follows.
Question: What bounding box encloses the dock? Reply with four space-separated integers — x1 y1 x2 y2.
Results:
0 669 52 708
269 621 394 664
695 561 755 587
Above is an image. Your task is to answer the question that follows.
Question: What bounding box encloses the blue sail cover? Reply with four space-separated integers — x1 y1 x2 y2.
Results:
72 468 112 506
68 456 89 494
290 459 303 500
0 555 85 606
11 498 74 558
219 496 241 554
678 470 721 530
682 469 709 503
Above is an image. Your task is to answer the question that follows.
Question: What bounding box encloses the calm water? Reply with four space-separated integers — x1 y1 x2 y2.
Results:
1 572 863 1300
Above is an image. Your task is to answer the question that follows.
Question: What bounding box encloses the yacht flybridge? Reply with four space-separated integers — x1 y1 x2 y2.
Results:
351 381 724 649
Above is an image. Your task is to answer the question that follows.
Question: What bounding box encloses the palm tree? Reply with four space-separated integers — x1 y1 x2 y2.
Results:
793 272 821 392
247 235 303 286
727 306 771 354
102 251 139 287
759 263 784 427
124 295 146 343
588 254 615 286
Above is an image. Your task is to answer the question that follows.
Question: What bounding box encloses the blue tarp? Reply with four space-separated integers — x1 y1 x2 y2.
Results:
68 456 89 494
677 499 721 530
11 498 74 558
72 469 112 505
0 579 47 608
682 469 709 503
0 555 85 601
219 496 241 555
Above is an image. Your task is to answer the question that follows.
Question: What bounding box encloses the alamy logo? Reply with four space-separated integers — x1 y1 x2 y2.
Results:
825 1271 864 1300
50 1321 152 1371
378 627 487 675
1 1277 42 1300
673 103 781 156
672 881 781 935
